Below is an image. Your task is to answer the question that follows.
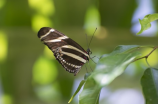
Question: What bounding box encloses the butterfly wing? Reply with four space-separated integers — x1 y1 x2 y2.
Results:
38 27 89 75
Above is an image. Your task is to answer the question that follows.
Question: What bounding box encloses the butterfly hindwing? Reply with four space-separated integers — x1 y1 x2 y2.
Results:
38 27 89 75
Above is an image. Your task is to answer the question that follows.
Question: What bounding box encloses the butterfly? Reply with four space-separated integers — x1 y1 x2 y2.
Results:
38 27 92 76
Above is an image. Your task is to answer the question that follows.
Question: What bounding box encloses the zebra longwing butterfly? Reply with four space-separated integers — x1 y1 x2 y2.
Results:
38 27 92 76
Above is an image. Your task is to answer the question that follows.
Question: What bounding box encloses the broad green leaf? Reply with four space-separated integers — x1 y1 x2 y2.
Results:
68 80 86 103
79 78 101 104
108 45 140 55
84 72 92 80
68 73 91 103
141 68 158 104
137 13 158 35
79 45 141 104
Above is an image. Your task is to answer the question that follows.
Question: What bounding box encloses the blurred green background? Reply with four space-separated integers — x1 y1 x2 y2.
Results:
0 0 158 104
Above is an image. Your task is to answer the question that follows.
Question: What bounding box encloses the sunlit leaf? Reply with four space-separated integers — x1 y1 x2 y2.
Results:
29 0 55 32
0 0 5 9
28 0 55 16
44 46 55 59
84 5 100 35
137 13 158 35
0 31 8 62
79 45 141 104
2 94 12 104
33 56 58 85
32 14 53 32
141 68 158 104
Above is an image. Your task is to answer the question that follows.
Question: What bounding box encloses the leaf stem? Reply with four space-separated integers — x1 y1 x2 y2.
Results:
132 46 158 63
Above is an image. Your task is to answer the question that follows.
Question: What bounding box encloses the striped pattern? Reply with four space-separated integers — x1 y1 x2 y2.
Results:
44 36 68 42
38 27 90 76
39 29 55 39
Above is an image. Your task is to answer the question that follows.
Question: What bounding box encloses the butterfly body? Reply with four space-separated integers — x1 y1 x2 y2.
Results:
38 27 90 76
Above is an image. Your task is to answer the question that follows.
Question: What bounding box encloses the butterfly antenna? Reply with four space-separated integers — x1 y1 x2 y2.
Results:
88 28 97 48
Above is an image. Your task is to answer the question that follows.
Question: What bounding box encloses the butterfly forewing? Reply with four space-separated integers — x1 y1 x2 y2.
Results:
38 27 89 76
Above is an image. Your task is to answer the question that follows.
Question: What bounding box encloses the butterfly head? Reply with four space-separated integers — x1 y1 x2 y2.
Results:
87 48 92 55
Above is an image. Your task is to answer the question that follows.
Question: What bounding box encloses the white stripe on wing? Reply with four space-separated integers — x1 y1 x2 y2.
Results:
44 36 68 42
61 45 89 58
40 29 55 39
61 51 87 63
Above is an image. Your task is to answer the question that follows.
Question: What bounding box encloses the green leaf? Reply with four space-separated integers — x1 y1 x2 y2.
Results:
141 68 158 104
84 72 92 80
68 80 86 103
79 78 101 104
79 45 141 104
108 45 140 55
137 13 158 35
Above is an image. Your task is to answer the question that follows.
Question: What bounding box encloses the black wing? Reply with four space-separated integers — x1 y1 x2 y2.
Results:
38 27 89 75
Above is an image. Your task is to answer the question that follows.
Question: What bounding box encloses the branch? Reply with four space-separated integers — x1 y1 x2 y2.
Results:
132 46 158 63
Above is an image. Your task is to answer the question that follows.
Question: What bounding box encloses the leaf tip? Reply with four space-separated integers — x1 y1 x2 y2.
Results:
68 98 73 103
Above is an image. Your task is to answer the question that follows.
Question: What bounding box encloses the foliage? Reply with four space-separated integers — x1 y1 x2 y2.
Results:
141 68 158 104
137 13 158 35
69 13 158 104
